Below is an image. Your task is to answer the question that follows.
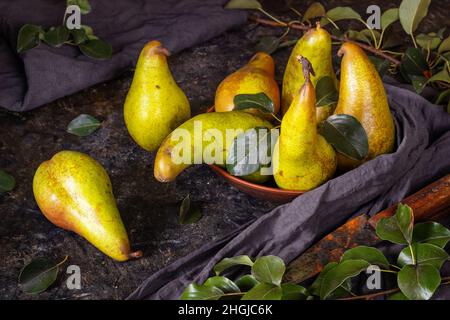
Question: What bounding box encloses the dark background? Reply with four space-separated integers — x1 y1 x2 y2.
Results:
1 0 449 299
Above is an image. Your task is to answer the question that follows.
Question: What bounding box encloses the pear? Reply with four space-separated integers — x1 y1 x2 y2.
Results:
334 42 395 170
215 52 280 119
273 57 336 191
154 111 272 182
33 151 142 262
124 40 191 152
282 24 338 122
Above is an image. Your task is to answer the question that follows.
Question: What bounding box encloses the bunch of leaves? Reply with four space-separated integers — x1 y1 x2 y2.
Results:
181 204 450 300
225 0 450 112
17 0 112 60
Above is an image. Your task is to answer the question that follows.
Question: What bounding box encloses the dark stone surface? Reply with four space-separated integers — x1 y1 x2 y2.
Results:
1 0 449 300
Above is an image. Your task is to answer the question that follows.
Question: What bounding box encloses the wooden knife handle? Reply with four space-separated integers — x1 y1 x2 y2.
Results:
369 174 450 228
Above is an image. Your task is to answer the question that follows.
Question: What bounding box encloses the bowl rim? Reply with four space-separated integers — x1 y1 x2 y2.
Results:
206 105 304 196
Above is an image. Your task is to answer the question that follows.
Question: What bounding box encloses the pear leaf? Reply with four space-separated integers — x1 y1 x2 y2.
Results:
235 275 259 291
70 28 88 45
376 204 414 245
213 255 254 276
67 114 101 136
180 283 224 300
302 2 326 22
67 0 92 15
340 246 389 268
81 25 98 40
381 8 399 31
324 7 362 23
397 264 440 300
0 170 15 193
251 255 285 286
179 194 202 225
315 76 338 107
79 39 112 60
397 243 448 269
438 36 450 53
241 283 282 300
204 276 240 293
399 0 431 35
413 222 450 247
416 33 442 50
43 26 70 47
17 24 43 53
428 69 450 84
318 114 369 161
224 0 262 10
19 256 68 294
281 284 309 300
233 92 274 113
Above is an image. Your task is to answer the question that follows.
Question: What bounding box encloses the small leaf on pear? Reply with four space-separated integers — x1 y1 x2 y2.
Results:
233 92 274 113
67 114 101 137
224 0 262 10
213 255 254 276
318 114 369 161
0 170 16 193
179 194 202 225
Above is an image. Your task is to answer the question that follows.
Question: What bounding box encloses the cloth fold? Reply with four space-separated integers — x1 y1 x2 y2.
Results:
128 84 450 300
0 0 247 111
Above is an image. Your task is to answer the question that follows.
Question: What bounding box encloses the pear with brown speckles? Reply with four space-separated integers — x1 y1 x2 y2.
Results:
334 42 395 171
124 40 191 152
33 151 142 261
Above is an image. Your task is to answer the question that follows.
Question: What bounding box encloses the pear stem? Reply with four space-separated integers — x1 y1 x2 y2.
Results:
129 250 143 259
297 56 315 83
249 15 400 66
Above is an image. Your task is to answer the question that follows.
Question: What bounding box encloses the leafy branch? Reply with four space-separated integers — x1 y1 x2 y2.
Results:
181 204 450 300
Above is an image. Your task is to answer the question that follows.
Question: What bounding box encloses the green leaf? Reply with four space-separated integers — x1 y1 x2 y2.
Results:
438 36 450 53
179 194 202 225
435 89 450 105
346 30 371 45
226 127 272 177
79 39 112 60
255 36 280 55
252 255 286 286
213 255 254 276
388 291 409 300
397 243 448 269
369 56 390 77
399 0 431 35
413 222 450 247
320 259 370 300
325 7 362 22
410 75 428 94
309 262 337 296
360 29 380 44
400 47 429 78
17 24 43 53
318 114 369 161
397 264 440 300
81 25 97 40
315 76 338 107
233 92 274 113
67 114 101 137
70 28 88 45
0 170 15 193
235 275 259 291
224 0 262 10
376 204 414 245
180 283 224 300
67 0 92 15
428 68 450 84
302 2 326 22
204 276 240 293
341 246 389 268
43 26 70 47
241 283 282 300
19 257 67 294
381 8 399 31
416 33 442 50
281 284 308 300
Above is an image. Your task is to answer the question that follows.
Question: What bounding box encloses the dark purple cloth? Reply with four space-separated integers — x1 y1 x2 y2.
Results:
0 0 247 111
128 83 450 299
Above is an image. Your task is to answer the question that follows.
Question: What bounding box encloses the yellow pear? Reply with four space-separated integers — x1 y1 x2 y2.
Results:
282 24 338 122
274 57 336 191
334 42 395 170
215 52 280 119
33 151 141 262
124 40 191 152
154 111 272 182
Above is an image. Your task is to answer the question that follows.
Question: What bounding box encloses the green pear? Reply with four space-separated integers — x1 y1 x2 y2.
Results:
124 40 191 152
273 57 336 191
33 151 142 262
282 24 338 122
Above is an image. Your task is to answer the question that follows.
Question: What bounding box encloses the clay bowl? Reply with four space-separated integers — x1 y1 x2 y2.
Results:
206 106 304 203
